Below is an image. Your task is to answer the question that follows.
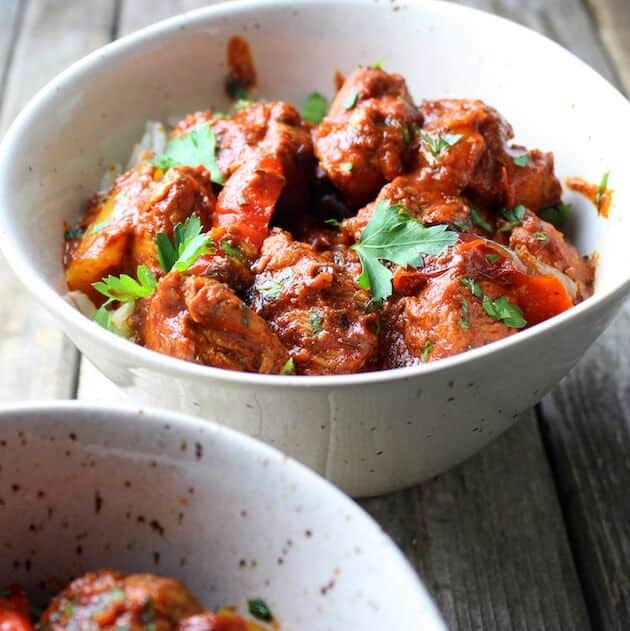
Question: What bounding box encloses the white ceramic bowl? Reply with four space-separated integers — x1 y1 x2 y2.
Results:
0 0 629 497
0 402 443 630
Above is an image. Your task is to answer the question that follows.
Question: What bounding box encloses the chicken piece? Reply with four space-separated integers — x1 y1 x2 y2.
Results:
65 163 215 301
141 271 289 373
0 586 34 631
382 238 573 366
174 102 313 198
418 99 561 211
313 67 421 209
342 175 477 242
39 570 203 630
508 210 594 299
250 230 379 375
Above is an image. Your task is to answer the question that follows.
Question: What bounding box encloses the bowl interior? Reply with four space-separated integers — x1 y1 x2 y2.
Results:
0 0 628 308
0 403 443 629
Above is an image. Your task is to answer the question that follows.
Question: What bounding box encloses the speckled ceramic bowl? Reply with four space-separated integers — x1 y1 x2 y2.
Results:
0 0 629 496
0 403 444 629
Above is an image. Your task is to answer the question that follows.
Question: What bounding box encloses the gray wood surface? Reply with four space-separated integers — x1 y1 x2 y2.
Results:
0 0 628 629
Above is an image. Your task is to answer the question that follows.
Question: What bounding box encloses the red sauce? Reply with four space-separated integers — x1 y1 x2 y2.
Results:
566 175 613 218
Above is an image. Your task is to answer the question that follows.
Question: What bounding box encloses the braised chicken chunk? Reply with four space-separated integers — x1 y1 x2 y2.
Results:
64 62 597 374
251 230 379 374
313 67 422 208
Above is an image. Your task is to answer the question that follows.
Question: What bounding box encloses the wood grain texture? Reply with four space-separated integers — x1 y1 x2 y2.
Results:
0 0 117 401
585 0 630 92
361 413 591 631
117 0 213 36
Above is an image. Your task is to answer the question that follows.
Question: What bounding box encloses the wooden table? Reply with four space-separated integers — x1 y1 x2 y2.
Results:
1 0 628 628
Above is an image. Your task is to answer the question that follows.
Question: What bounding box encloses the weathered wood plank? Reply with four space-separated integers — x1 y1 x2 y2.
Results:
361 413 591 631
0 0 117 401
0 0 22 104
117 0 212 36
540 305 630 631
585 0 630 93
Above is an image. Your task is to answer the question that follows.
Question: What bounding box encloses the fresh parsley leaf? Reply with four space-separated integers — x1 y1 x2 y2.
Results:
93 265 157 303
344 88 359 110
64 226 84 241
596 170 610 211
452 219 472 232
220 239 246 263
513 153 531 167
461 277 526 329
280 359 295 376
460 277 483 299
258 268 294 300
324 218 342 229
310 310 323 334
539 203 571 228
533 231 548 241
485 254 501 263
459 298 470 330
340 162 353 173
93 305 124 336
482 295 526 328
370 59 385 70
420 131 462 158
470 207 492 233
89 218 111 234
420 340 433 363
155 216 215 273
248 598 274 621
233 98 253 112
302 91 328 124
152 122 224 185
352 201 459 303
498 204 526 232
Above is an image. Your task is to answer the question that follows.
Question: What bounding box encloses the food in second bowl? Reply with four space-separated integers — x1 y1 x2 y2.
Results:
1 570 271 630
63 65 596 375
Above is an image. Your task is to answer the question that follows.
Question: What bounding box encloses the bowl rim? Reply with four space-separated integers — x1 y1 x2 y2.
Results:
0 399 443 626
0 0 629 388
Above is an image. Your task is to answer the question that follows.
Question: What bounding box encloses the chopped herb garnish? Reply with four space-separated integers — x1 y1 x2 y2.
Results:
89 218 111 234
301 91 328 125
226 81 249 101
596 170 610 211
459 299 470 330
64 227 84 241
461 277 526 329
63 600 74 618
324 218 342 229
420 340 433 363
220 239 246 263
141 598 156 631
370 59 385 70
513 153 531 167
539 203 571 228
482 295 526 328
352 201 458 303
93 265 157 304
233 98 253 112
452 219 472 232
258 268 294 300
470 207 492 233
533 231 548 241
310 310 323 334
420 131 462 158
280 359 295 376
340 162 353 173
93 305 124 336
343 88 359 110
154 216 215 273
152 122 224 185
498 204 526 232
240 303 250 327
485 253 501 263
248 598 274 622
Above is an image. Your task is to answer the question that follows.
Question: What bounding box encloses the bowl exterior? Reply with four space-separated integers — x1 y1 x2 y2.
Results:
0 403 445 630
62 289 623 497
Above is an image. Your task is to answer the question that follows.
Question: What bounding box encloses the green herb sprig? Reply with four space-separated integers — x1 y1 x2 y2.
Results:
460 277 526 329
498 204 526 232
248 598 274 621
539 203 571 228
352 201 459 303
154 216 215 273
302 91 328 124
420 131 462 158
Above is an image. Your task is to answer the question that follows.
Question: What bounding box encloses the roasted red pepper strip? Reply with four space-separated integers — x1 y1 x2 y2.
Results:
213 154 285 251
